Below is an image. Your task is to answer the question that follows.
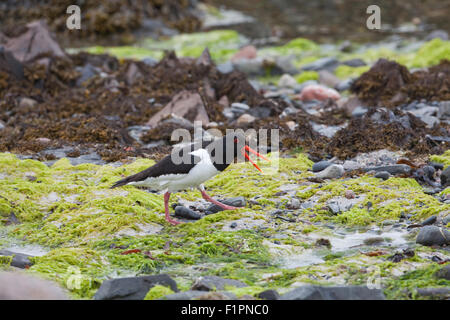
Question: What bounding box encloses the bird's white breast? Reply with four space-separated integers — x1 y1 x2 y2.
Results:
128 148 220 192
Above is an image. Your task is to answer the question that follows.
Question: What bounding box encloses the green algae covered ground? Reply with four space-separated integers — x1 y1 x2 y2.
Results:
0 152 449 299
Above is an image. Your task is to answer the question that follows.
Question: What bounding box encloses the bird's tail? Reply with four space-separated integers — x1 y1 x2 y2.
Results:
110 175 136 189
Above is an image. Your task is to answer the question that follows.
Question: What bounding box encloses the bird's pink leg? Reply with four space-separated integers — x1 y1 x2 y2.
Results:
200 189 239 210
164 192 180 225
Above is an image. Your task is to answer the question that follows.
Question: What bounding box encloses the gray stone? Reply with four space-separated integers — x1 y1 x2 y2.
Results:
217 61 234 74
94 274 177 300
341 58 366 67
0 250 33 269
191 276 247 291
416 287 450 298
174 206 201 220
425 30 448 41
205 197 246 214
434 265 450 281
315 164 344 179
374 171 391 180
441 166 450 187
231 102 250 115
351 106 368 117
257 289 280 300
365 164 411 175
438 101 450 118
301 57 339 72
416 226 450 246
421 215 437 226
281 285 385 300
286 198 301 210
312 160 332 172
278 74 298 88
335 78 354 92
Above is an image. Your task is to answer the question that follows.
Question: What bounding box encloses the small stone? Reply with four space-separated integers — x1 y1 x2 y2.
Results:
318 70 340 88
301 57 339 72
257 289 280 300
36 137 51 144
366 165 411 175
341 58 366 67
230 102 250 115
422 166 435 180
335 78 354 92
94 275 177 300
312 160 332 172
345 190 355 199
230 222 238 229
286 198 301 210
438 101 450 118
217 61 234 74
236 113 256 125
351 106 368 117
434 265 450 280
191 276 247 292
441 166 450 188
297 84 340 101
429 162 444 171
231 45 257 62
19 97 37 109
285 121 296 131
278 74 297 88
416 226 450 246
314 164 344 179
174 206 201 220
421 215 437 226
205 197 246 214
374 171 390 180
0 250 33 268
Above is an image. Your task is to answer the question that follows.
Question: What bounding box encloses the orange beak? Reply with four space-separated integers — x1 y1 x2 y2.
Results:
241 145 271 173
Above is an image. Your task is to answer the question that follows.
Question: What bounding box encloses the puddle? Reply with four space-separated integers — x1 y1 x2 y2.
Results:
281 227 410 269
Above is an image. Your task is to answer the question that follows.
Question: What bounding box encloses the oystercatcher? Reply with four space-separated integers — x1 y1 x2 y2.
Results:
111 133 269 225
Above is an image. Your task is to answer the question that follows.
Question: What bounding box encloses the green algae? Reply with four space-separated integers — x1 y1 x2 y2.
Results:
430 150 450 169
259 38 318 57
83 46 163 61
410 39 450 68
144 284 174 300
294 71 319 83
334 65 370 79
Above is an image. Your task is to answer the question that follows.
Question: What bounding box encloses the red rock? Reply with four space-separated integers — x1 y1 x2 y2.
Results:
296 84 341 101
231 45 257 62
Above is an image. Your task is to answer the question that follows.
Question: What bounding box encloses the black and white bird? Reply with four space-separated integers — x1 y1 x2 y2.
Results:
111 133 270 225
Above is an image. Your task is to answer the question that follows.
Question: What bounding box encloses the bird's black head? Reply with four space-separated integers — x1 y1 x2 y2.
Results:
206 133 269 172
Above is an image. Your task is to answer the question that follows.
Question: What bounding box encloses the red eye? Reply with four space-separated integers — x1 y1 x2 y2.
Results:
234 138 239 143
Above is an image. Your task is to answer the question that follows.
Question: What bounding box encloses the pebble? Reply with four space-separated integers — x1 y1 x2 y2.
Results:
301 57 339 71
366 164 411 175
345 190 355 199
217 61 234 74
315 164 344 179
421 215 437 226
374 171 391 180
416 226 450 246
351 106 368 117
278 74 298 88
19 97 37 109
230 102 250 115
335 78 354 92
205 197 246 214
286 198 301 210
429 162 444 171
312 160 332 172
174 206 201 220
422 165 435 179
236 113 256 125
434 265 450 280
440 166 450 187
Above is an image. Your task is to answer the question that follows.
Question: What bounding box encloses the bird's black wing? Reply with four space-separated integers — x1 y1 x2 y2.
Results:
110 145 200 188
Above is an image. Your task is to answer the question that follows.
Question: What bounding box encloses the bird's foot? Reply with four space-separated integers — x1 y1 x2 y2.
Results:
218 204 239 211
166 217 181 226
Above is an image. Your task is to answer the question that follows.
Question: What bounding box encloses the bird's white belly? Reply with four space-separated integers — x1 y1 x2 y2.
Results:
129 159 220 192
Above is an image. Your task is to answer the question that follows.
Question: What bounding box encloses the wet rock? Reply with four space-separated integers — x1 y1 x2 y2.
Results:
205 197 246 214
0 272 68 299
343 160 361 171
416 226 450 246
441 166 450 187
278 74 297 88
315 164 344 179
257 289 280 300
174 206 201 220
422 165 435 180
421 215 437 226
0 250 33 269
281 285 385 300
434 265 450 280
94 274 177 300
191 276 247 291
429 162 444 171
312 160 332 172
231 45 257 62
5 20 66 63
374 171 391 180
146 90 210 127
301 57 339 72
365 165 411 175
